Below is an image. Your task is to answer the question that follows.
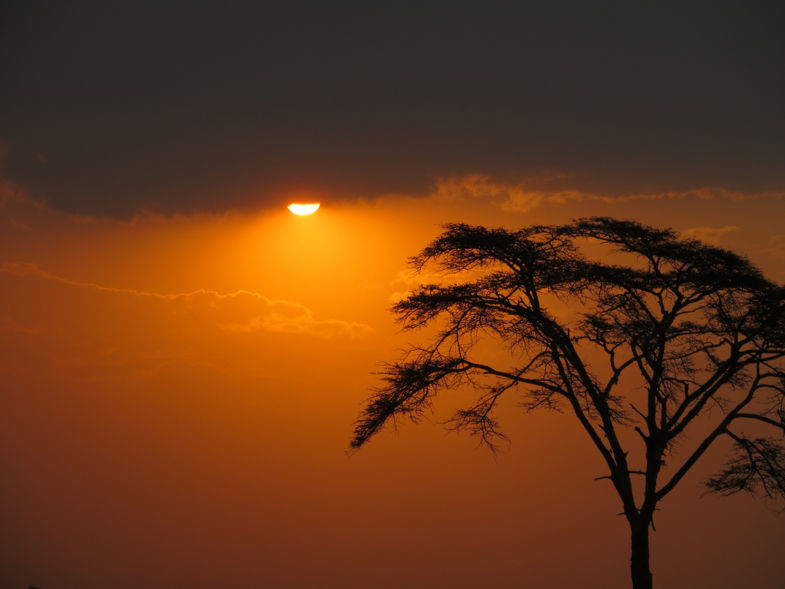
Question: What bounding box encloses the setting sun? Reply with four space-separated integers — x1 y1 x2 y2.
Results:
288 203 320 215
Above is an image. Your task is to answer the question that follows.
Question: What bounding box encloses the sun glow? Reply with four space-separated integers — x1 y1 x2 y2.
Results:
288 203 320 215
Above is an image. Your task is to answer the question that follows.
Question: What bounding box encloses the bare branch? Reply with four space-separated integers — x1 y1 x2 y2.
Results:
705 432 785 501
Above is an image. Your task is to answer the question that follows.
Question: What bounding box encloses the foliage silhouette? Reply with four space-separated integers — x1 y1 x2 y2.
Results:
351 218 785 589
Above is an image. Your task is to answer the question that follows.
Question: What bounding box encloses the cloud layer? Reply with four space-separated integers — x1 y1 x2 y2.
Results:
433 175 785 213
1 261 372 340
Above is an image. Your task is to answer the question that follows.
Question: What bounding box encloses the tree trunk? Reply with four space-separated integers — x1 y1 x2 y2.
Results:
630 518 653 589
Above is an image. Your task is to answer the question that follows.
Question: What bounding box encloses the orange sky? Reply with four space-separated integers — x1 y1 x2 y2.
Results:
3 3 784 586
2 179 784 588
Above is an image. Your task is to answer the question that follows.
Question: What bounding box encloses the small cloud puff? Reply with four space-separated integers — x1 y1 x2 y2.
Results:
681 225 739 245
219 313 372 339
433 175 543 213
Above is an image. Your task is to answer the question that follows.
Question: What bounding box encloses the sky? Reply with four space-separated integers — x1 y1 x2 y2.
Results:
1 2 785 588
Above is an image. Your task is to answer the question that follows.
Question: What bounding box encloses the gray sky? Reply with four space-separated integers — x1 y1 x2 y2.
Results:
2 0 784 216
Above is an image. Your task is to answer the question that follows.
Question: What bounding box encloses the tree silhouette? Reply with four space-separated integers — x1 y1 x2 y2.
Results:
351 218 785 589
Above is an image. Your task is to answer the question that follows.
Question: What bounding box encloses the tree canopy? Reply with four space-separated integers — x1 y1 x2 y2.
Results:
351 217 785 588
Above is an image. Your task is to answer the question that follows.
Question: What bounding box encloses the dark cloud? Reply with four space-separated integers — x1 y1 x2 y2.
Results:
2 0 784 217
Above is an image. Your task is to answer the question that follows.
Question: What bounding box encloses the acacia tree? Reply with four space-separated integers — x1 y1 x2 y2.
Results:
351 218 785 589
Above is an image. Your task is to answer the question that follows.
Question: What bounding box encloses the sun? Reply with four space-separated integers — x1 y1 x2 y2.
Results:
288 203 320 215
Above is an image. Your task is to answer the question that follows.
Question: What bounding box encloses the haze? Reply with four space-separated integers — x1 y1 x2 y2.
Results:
1 2 784 588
